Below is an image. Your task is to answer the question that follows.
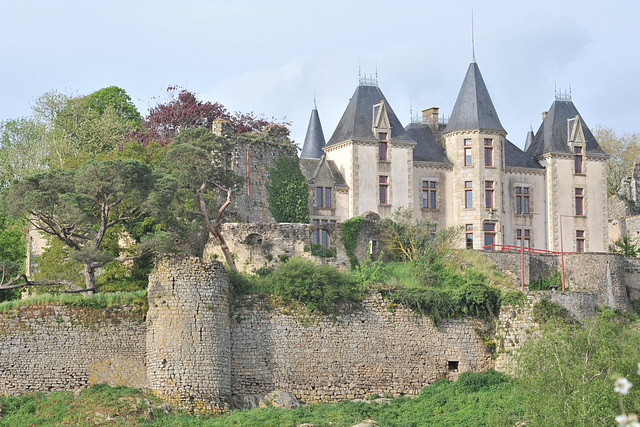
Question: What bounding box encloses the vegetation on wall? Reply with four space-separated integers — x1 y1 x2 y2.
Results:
609 234 640 257
340 216 364 268
266 156 309 224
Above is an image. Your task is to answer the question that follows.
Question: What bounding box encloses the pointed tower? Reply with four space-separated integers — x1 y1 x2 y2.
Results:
443 61 507 250
300 102 326 159
324 77 416 218
524 126 534 152
527 93 609 252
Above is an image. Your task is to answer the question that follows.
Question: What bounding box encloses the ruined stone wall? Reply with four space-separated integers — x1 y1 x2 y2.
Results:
146 256 231 413
230 138 297 223
0 304 147 395
203 220 380 273
231 294 492 403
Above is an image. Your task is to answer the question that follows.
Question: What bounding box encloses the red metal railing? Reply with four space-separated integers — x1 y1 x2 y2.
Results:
482 244 573 255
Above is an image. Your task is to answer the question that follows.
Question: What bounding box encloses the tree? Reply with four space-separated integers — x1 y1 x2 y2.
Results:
0 118 48 187
379 207 435 262
131 87 283 146
609 234 640 257
2 159 175 294
266 156 309 223
161 127 242 270
593 125 640 196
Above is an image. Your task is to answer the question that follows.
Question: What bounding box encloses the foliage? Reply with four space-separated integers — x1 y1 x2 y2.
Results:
131 86 284 146
631 299 640 316
610 234 640 257
0 117 48 187
528 269 562 291
379 207 434 262
513 315 640 426
263 257 362 314
500 291 527 307
341 216 364 268
266 156 309 223
0 209 25 302
4 159 175 292
0 290 147 313
593 125 640 196
532 299 574 324
0 371 519 426
350 254 387 285
84 86 141 125
309 244 336 257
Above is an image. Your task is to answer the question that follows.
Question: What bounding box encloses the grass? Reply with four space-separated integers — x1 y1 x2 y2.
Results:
0 290 147 313
0 371 521 426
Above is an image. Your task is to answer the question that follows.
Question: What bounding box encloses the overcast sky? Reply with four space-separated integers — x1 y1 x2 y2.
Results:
1 0 639 150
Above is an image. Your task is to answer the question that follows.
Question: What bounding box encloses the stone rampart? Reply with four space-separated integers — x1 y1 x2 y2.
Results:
146 256 231 413
0 304 146 395
231 294 492 403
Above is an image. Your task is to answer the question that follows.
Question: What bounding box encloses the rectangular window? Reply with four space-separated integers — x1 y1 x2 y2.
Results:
516 229 531 248
466 224 473 249
574 146 583 174
464 148 472 166
484 139 493 167
485 181 494 209
316 187 331 208
312 219 319 244
516 186 531 214
422 180 437 209
484 223 496 251
575 188 584 216
378 140 388 161
379 132 388 141
379 176 388 205
576 230 585 253
430 224 437 238
465 181 473 208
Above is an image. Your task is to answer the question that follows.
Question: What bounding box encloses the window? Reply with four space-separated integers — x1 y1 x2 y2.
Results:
316 187 331 208
422 180 437 209
378 140 388 161
575 188 584 216
576 230 585 253
379 176 388 205
485 181 494 209
430 224 437 238
312 219 336 247
466 224 473 249
574 146 583 174
379 132 388 141
515 186 530 214
484 223 496 250
464 139 472 166
516 229 531 248
465 181 473 208
484 139 493 167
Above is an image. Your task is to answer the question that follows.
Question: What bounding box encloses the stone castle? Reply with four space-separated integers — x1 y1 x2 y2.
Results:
299 60 609 253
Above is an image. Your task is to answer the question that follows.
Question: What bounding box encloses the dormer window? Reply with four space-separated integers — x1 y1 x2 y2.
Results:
378 137 388 161
379 132 388 141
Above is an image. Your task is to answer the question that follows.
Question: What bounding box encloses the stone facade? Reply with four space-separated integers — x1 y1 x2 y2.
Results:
0 304 147 395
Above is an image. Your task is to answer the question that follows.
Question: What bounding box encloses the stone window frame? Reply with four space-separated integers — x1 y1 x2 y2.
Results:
465 224 473 249
485 181 494 209
576 229 585 253
574 145 584 175
464 181 473 209
464 138 472 167
575 187 584 216
379 176 389 205
421 177 439 210
516 228 531 249
515 184 532 215
484 138 494 167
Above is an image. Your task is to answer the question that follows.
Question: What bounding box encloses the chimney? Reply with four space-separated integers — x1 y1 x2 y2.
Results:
422 107 439 129
542 111 548 120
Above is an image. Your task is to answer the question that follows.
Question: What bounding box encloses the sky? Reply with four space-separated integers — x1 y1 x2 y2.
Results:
1 0 639 150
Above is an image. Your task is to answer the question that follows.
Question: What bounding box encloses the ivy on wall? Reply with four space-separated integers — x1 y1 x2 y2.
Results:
267 156 309 223
341 216 364 268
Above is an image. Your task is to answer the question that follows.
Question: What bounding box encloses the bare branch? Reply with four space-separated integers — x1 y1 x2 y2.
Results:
0 273 87 293
196 181 237 271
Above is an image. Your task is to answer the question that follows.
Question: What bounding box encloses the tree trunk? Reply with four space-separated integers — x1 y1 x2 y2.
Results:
83 263 96 296
197 181 238 271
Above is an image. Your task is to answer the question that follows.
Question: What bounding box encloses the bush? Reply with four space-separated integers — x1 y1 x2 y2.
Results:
454 282 501 319
456 369 510 392
528 270 561 291
532 299 574 324
341 216 364 268
264 257 361 314
310 244 336 258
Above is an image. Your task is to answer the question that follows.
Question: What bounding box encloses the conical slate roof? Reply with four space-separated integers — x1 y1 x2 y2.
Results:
327 84 407 146
524 127 534 152
526 98 608 158
444 62 505 134
300 108 326 159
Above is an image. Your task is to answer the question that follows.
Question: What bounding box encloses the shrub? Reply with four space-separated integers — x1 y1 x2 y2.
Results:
501 291 527 307
528 270 561 291
264 257 361 314
310 244 336 258
532 299 574 324
454 282 501 319
266 156 309 223
456 369 510 392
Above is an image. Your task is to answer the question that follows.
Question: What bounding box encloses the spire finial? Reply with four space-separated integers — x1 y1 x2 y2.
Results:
358 61 361 80
313 92 317 110
375 62 378 84
409 99 413 122
471 9 476 63
530 123 534 132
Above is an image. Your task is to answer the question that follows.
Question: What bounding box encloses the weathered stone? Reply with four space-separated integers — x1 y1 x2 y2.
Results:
260 391 300 409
